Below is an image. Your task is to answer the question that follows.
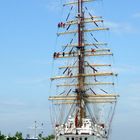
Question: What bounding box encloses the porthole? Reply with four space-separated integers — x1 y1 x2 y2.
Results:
72 137 74 140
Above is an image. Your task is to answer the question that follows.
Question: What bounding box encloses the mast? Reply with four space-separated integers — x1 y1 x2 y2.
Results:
49 1 119 138
77 0 85 127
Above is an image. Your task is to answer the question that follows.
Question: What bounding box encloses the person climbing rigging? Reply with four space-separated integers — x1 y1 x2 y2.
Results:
56 52 60 58
53 52 57 58
58 22 66 28
58 23 61 28
91 48 96 53
62 52 65 57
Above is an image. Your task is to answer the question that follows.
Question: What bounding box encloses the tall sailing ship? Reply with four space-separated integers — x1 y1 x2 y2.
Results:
49 0 119 140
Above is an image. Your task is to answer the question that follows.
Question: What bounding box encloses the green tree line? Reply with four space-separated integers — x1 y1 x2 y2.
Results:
0 131 55 140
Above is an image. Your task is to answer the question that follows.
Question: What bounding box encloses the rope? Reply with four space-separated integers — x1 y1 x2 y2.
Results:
84 6 99 27
107 102 117 140
66 6 74 21
85 103 97 124
64 102 76 124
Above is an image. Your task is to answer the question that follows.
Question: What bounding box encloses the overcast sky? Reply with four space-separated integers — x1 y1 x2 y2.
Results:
0 0 140 140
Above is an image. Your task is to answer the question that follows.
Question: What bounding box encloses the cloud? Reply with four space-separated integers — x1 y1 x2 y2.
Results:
126 82 140 94
132 12 140 18
0 100 26 107
105 21 137 34
14 76 49 86
112 64 140 75
45 1 62 12
118 79 140 112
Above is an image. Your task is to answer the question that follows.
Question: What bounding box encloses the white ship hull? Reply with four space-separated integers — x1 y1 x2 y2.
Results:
55 118 108 140
56 135 107 140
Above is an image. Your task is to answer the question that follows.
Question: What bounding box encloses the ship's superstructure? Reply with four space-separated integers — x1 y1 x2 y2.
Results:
49 0 119 140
